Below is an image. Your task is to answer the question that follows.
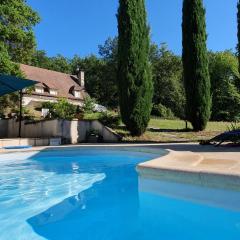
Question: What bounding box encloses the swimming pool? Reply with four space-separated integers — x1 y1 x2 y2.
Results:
0 147 240 240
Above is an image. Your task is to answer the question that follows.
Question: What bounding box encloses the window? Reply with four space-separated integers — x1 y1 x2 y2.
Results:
74 90 81 98
44 87 49 93
50 89 58 96
35 86 44 94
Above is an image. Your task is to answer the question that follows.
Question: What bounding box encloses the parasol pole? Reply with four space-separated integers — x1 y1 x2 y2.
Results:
18 90 23 138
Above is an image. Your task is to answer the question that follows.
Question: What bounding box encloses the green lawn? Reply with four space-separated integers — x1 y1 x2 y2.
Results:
114 118 232 143
149 118 230 131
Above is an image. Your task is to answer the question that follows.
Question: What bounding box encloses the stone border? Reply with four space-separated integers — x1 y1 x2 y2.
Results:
137 150 240 191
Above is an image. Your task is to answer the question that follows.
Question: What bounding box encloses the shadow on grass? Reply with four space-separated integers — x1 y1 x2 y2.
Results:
148 127 192 133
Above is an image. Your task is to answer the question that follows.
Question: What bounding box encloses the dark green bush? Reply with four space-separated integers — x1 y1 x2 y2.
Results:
99 111 121 128
42 99 77 120
152 104 175 119
82 96 96 114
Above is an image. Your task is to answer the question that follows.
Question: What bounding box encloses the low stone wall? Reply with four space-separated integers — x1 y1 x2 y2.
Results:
0 120 7 138
0 138 60 148
0 119 121 143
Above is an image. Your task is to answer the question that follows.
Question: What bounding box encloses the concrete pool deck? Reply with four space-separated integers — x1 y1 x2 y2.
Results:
1 143 240 190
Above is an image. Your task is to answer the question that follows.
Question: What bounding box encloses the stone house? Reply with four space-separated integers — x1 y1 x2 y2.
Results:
20 64 87 109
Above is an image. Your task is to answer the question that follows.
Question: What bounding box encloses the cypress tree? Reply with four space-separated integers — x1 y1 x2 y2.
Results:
117 0 153 136
237 1 240 74
182 0 211 131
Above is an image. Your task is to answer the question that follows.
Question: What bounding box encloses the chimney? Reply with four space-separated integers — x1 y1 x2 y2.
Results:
76 68 85 87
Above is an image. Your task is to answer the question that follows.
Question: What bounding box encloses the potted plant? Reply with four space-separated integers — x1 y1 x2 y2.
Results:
86 129 103 143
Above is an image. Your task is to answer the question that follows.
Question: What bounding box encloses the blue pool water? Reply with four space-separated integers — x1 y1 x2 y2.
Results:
0 147 240 240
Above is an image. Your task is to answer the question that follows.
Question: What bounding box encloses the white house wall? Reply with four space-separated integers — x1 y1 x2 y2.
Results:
23 96 84 107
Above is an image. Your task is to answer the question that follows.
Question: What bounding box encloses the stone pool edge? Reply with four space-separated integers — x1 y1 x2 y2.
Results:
137 150 240 192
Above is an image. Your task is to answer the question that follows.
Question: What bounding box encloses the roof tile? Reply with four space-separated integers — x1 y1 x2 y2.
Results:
20 64 85 100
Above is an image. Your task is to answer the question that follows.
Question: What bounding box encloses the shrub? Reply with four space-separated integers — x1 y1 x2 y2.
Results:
83 96 96 113
83 112 101 120
42 99 77 120
152 104 175 119
209 51 240 121
99 111 121 128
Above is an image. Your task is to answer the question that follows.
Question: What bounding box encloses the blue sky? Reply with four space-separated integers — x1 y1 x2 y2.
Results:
27 0 238 58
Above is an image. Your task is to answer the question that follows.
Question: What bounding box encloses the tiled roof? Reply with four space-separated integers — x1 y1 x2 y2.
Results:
20 64 86 100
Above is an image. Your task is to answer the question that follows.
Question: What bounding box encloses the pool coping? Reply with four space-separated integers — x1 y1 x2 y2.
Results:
137 150 240 191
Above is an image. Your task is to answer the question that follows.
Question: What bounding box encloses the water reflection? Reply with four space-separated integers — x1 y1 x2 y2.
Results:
25 148 155 240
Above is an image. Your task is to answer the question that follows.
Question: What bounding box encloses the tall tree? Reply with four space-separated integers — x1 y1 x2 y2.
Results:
31 50 52 69
209 51 240 121
117 0 153 136
182 0 211 131
152 43 185 119
0 0 40 116
0 0 40 64
98 38 119 108
238 0 240 75
0 42 22 117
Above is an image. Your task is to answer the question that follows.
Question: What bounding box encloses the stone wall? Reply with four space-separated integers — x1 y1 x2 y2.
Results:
0 120 7 138
0 119 121 143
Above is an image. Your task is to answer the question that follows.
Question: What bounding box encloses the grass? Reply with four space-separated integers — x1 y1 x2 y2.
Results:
149 118 230 131
82 112 102 120
113 118 231 143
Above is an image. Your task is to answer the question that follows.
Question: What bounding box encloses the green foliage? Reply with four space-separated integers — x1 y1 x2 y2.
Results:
13 106 34 120
42 99 77 120
70 53 119 108
117 0 153 136
30 50 51 69
182 0 211 131
0 44 21 117
209 51 240 121
54 99 76 120
31 51 71 73
98 37 118 63
29 38 186 118
99 111 121 128
0 0 39 116
152 103 175 119
82 112 101 120
0 0 40 63
98 37 119 108
82 110 120 128
71 55 104 100
42 101 55 116
0 43 21 75
0 92 19 117
49 55 71 73
228 121 240 131
152 43 185 119
82 96 95 113
30 38 119 109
